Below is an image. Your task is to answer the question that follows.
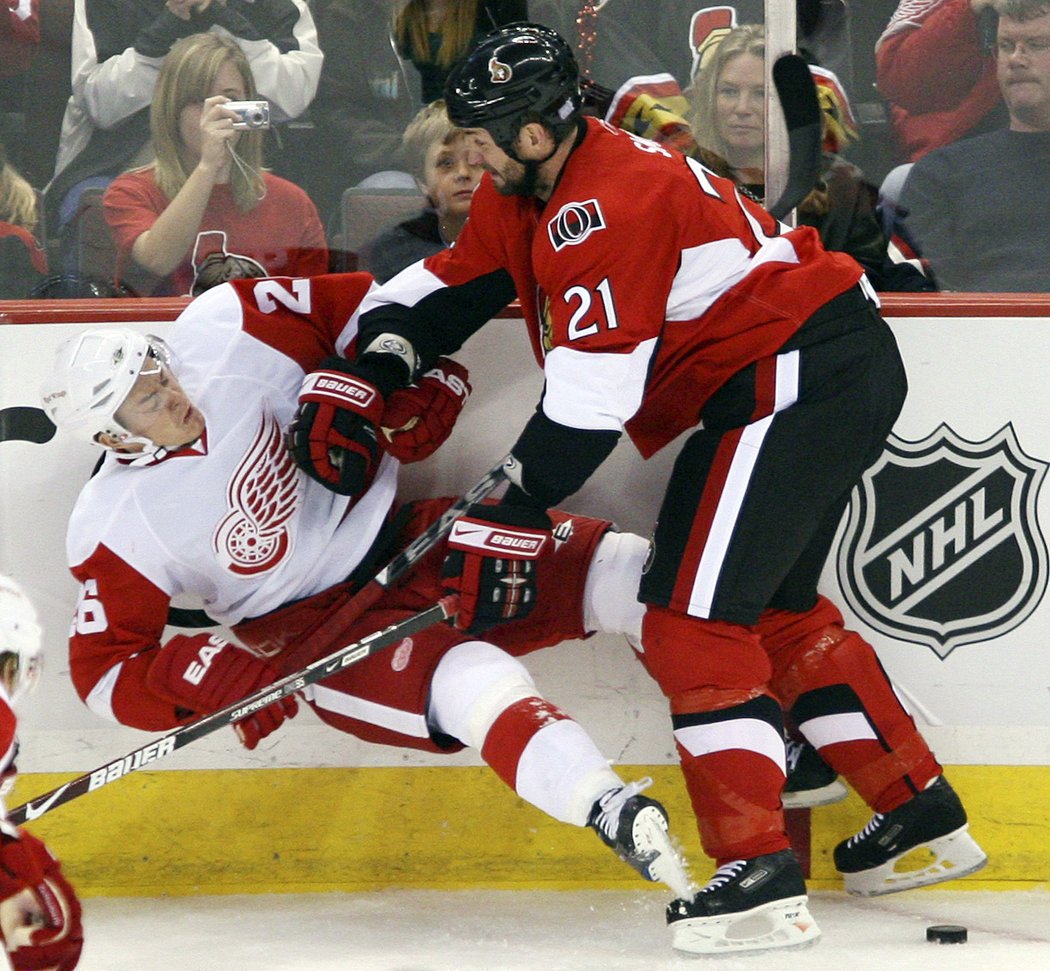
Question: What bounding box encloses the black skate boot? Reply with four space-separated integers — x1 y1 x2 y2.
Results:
587 778 692 898
834 775 988 895
666 849 820 954
782 737 848 809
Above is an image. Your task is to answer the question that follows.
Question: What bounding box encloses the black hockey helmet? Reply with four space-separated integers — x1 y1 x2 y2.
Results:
444 22 582 154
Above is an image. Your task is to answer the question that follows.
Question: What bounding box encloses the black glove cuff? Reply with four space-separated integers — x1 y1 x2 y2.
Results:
354 352 413 396
509 410 620 508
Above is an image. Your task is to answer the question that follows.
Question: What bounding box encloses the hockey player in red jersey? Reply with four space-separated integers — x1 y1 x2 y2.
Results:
0 576 84 970
298 23 988 956
40 272 692 902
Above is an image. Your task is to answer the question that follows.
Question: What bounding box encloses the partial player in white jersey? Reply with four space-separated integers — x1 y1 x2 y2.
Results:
0 576 84 970
40 272 692 902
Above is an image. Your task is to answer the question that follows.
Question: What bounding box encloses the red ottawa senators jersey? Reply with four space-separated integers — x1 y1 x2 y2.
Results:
360 116 863 458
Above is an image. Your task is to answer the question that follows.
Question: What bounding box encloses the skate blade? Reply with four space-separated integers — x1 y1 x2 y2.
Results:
843 826 989 896
783 779 848 810
670 895 821 955
631 806 694 900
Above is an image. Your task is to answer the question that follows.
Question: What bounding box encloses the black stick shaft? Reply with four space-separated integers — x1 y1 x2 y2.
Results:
9 597 458 825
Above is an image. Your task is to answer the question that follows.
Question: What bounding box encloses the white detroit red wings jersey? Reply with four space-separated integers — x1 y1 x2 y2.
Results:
361 117 863 457
66 273 398 725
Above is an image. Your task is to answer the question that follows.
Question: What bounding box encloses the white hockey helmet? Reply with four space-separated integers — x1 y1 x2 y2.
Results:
0 575 43 705
40 328 170 447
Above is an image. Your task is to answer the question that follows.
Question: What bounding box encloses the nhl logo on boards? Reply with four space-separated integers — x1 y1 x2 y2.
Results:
837 423 1048 659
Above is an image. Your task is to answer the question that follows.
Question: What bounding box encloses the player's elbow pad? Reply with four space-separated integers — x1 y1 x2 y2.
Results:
510 410 620 508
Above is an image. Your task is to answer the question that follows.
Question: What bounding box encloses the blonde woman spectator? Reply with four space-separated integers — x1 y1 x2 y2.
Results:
102 33 326 296
44 0 321 234
395 0 526 103
0 137 47 297
360 99 483 282
686 24 930 291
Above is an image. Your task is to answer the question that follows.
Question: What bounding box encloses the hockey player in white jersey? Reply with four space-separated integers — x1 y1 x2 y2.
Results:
40 272 691 902
0 576 84 970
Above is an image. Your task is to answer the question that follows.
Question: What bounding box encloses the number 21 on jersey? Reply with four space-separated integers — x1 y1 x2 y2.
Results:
564 278 620 340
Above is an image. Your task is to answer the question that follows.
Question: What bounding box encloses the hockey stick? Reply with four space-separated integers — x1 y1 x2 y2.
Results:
8 596 459 825
768 53 823 220
273 455 511 673
0 407 56 445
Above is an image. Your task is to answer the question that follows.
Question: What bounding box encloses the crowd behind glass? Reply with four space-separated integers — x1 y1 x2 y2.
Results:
0 0 1044 300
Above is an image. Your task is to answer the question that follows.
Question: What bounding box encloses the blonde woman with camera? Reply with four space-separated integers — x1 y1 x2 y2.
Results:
103 32 327 295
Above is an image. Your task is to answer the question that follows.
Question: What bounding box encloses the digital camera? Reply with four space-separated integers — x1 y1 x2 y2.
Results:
226 100 270 130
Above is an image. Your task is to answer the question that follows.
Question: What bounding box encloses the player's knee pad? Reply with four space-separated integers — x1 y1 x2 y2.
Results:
583 530 647 648
770 622 937 805
770 621 884 711
640 605 772 703
427 640 537 749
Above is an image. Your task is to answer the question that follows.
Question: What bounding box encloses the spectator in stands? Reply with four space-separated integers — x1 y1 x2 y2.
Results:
876 0 1006 162
531 1 846 93
43 0 322 239
686 24 931 291
897 0 1050 291
20 0 74 190
0 137 47 297
395 1 527 103
360 100 482 282
299 0 420 229
102 32 326 296
0 0 38 137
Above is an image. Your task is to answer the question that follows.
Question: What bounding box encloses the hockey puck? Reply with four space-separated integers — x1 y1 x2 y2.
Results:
926 924 968 944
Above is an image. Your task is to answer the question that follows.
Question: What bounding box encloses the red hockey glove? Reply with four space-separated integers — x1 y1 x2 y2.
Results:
145 634 298 750
287 355 386 496
442 503 552 634
0 827 84 971
380 358 472 463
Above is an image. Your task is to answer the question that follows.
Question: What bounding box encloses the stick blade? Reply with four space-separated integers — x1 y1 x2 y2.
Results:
0 407 56 445
772 53 821 131
769 54 823 220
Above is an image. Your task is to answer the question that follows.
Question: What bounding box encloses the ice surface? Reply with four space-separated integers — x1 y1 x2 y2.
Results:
75 887 1049 970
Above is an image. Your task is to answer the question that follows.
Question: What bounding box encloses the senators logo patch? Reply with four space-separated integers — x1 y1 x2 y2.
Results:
489 56 512 83
837 424 1048 659
547 199 607 251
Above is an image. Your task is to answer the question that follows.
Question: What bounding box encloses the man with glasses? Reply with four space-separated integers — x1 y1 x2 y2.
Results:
898 0 1050 290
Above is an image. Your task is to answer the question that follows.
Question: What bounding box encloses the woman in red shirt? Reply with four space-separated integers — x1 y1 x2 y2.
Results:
104 32 327 296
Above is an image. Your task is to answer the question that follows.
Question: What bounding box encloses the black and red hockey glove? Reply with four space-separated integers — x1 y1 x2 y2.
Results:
287 355 388 497
380 358 471 463
442 503 552 634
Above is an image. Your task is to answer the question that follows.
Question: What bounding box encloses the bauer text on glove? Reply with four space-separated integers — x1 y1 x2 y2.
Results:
442 503 552 634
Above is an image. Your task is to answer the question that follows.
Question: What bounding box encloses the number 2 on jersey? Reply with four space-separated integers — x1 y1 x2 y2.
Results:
564 277 620 341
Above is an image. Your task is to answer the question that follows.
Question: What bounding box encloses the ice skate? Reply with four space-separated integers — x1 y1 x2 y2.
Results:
782 737 848 809
587 778 692 898
834 775 988 895
666 849 820 955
